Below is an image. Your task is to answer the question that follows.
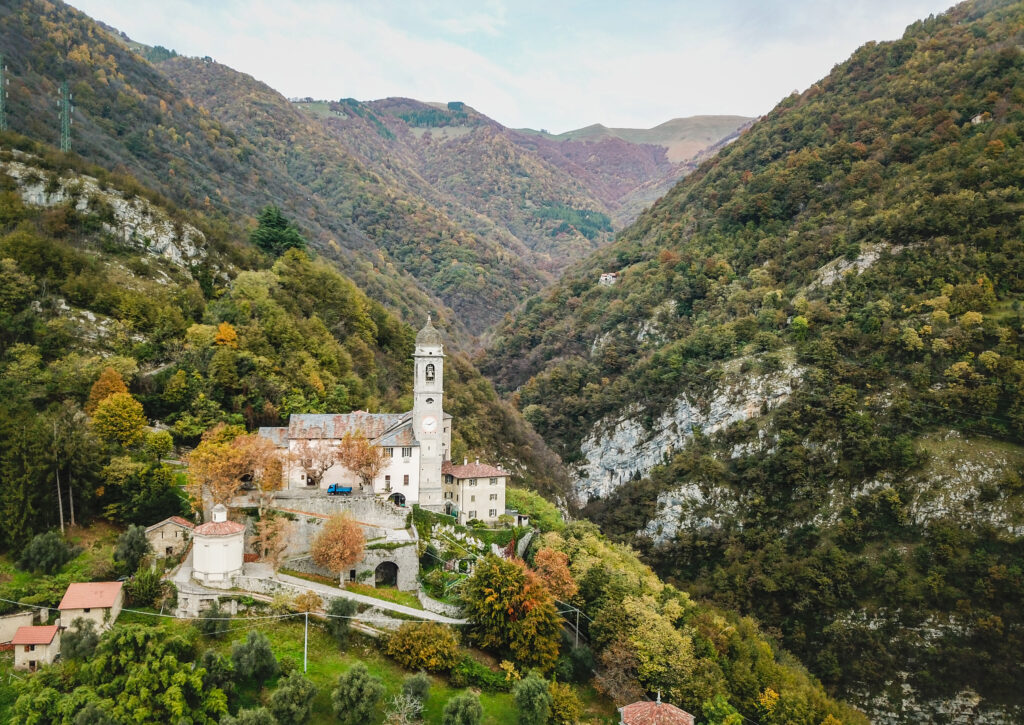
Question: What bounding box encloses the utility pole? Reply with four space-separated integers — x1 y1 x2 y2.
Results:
0 55 8 132
58 80 72 153
303 611 309 673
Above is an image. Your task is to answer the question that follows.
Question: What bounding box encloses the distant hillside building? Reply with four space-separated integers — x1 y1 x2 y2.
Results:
260 318 506 512
58 581 123 632
619 696 695 725
442 460 508 525
192 504 245 587
599 272 618 285
11 625 60 671
146 515 194 558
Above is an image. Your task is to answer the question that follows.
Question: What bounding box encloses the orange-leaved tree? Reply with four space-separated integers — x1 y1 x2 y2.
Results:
310 513 365 575
336 430 387 490
461 554 561 672
186 423 283 513
532 548 578 600
86 367 128 414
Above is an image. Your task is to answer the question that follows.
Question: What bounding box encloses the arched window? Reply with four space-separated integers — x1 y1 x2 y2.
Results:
425 363 435 382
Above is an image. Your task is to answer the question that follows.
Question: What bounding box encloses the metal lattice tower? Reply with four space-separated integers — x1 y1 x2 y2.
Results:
0 55 8 132
58 80 72 152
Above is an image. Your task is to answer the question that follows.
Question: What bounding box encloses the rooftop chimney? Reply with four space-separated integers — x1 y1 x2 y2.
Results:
463 457 468 465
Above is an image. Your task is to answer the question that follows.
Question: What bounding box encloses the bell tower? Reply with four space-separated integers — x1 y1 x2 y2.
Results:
413 316 445 509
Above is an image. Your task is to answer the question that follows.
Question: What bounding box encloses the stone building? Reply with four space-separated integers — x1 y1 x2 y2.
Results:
145 515 194 558
58 581 123 632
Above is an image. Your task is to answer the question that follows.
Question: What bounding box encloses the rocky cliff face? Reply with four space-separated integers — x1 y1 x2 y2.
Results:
574 356 802 501
2 152 207 270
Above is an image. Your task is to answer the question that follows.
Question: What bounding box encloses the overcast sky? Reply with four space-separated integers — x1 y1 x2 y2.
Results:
72 0 954 133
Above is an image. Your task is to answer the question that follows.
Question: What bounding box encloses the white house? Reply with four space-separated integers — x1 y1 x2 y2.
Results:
58 581 124 632
192 504 245 587
259 318 452 509
12 625 60 671
442 459 509 526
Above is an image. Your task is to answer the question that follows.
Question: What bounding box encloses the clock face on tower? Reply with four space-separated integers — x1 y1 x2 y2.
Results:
422 415 438 434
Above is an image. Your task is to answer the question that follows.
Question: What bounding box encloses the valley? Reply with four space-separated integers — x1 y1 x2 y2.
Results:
0 0 1022 723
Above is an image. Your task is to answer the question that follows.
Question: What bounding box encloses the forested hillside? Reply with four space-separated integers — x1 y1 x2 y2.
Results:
484 0 1024 720
0 141 567 554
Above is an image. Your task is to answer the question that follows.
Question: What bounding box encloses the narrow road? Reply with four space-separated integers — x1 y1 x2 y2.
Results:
274 572 466 625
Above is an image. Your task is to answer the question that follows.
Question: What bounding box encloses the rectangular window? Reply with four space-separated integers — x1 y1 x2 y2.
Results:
385 475 391 487
468 478 477 486
470 495 476 502
401 447 412 458
489 493 498 501
384 448 394 458
403 474 410 486
489 477 497 485
468 511 477 519
84 608 91 613
489 509 497 518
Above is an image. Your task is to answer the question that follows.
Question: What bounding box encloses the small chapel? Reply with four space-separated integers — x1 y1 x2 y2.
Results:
259 318 507 522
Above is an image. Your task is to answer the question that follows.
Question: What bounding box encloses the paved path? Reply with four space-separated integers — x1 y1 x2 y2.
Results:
274 572 466 625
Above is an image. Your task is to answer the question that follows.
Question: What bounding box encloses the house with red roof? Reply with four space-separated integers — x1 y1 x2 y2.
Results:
619 695 695 725
442 459 509 525
58 581 124 632
145 515 195 558
11 625 60 671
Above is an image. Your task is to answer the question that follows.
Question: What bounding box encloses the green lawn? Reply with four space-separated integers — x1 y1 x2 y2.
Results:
345 583 423 610
204 616 518 724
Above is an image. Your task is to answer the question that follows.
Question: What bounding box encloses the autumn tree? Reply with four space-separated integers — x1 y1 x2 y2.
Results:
214 321 239 348
86 367 128 414
254 514 292 569
385 621 460 672
92 392 147 447
336 431 387 491
187 424 282 513
532 548 578 600
311 514 365 575
289 438 339 489
461 554 561 672
293 590 323 613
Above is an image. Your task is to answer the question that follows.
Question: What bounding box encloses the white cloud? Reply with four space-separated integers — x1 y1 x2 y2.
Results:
70 0 954 132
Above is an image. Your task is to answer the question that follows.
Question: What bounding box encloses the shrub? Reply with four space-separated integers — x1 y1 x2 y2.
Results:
268 671 317 724
385 621 460 672
196 600 228 639
232 630 279 686
449 655 511 692
62 618 100 661
402 671 431 717
124 566 167 607
326 597 358 647
114 525 152 574
513 671 553 725
222 708 277 725
18 530 76 574
548 680 583 725
332 663 385 725
442 691 482 725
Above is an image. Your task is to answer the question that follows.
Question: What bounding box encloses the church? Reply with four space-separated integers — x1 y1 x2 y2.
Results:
259 318 506 520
